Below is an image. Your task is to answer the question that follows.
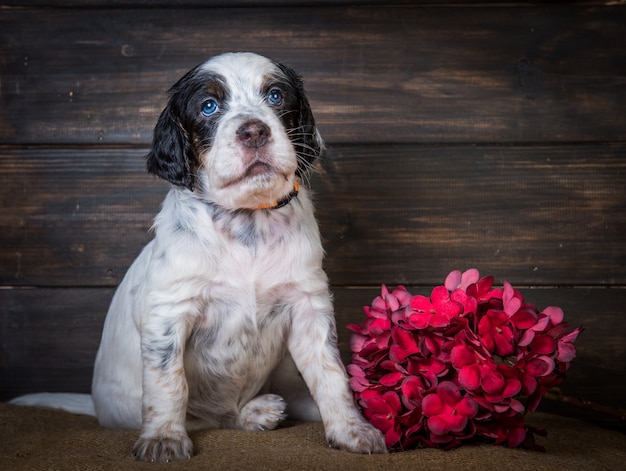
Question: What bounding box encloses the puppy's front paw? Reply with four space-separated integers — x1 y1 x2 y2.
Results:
326 418 387 454
133 432 193 462
237 393 287 431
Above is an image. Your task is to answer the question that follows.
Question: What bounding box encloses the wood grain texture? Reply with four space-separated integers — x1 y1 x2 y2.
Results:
318 143 626 286
1 5 624 145
0 149 168 286
1 288 110 398
1 145 623 286
2 286 623 409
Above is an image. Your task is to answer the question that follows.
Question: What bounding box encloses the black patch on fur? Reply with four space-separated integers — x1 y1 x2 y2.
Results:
272 63 324 178
146 104 195 190
146 67 228 190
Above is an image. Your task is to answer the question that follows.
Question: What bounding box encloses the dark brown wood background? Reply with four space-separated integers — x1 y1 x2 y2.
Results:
1 1 624 427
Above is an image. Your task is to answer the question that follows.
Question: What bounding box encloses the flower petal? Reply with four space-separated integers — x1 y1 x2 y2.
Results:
427 416 450 436
495 330 515 356
458 365 481 391
410 295 432 313
557 341 577 362
402 376 425 402
437 381 462 405
431 285 451 304
526 356 555 377
542 306 564 325
349 333 366 352
481 366 505 395
432 286 463 318
460 268 481 290
391 286 413 307
518 329 535 347
451 345 476 368
385 425 402 448
531 335 556 355
456 397 478 418
409 312 430 329
346 363 363 377
385 293 400 312
422 393 444 417
383 390 402 412
520 373 537 395
511 309 538 329
444 270 463 291
370 414 393 433
561 326 583 344
502 378 522 398
380 372 404 387
509 399 526 414
392 327 418 351
445 414 468 433
532 314 551 332
451 289 478 315
349 376 369 392
369 297 388 317
369 317 392 335
430 314 451 328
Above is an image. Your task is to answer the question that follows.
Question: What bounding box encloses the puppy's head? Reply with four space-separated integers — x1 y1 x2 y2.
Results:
146 52 323 210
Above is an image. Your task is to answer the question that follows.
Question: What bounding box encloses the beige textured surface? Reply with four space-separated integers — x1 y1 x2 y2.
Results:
1 402 624 470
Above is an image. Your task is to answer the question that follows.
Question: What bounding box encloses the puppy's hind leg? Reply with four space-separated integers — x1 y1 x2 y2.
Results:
236 394 288 431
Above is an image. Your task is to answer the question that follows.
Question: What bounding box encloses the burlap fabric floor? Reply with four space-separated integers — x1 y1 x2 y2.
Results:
1 402 624 470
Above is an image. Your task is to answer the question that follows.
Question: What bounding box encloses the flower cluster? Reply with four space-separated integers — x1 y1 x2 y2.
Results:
348 269 583 451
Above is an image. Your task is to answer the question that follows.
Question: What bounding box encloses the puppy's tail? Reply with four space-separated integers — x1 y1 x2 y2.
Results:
9 393 96 416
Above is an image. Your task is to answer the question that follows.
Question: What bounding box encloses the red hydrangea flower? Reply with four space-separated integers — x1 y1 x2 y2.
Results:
422 381 478 442
409 286 463 329
348 268 583 451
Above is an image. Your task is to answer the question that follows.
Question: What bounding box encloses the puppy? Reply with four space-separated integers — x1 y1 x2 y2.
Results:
13 52 386 462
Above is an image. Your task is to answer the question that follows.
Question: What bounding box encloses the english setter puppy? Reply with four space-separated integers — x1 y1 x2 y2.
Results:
12 52 386 462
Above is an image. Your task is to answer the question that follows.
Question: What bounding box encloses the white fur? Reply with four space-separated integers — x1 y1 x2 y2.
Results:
11 53 386 462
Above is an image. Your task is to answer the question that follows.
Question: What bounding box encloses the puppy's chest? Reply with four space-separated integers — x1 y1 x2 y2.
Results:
186 290 291 374
169 200 318 369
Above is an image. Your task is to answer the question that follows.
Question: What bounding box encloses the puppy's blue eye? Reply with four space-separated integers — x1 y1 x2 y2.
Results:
268 89 283 106
201 99 219 116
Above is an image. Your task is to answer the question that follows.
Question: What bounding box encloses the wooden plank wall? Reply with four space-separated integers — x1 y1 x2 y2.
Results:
1 1 625 425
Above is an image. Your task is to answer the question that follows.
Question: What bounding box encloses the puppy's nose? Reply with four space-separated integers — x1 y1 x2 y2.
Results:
237 120 270 149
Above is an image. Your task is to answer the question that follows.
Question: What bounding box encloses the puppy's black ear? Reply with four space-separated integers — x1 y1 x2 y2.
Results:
146 104 195 190
277 63 325 177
